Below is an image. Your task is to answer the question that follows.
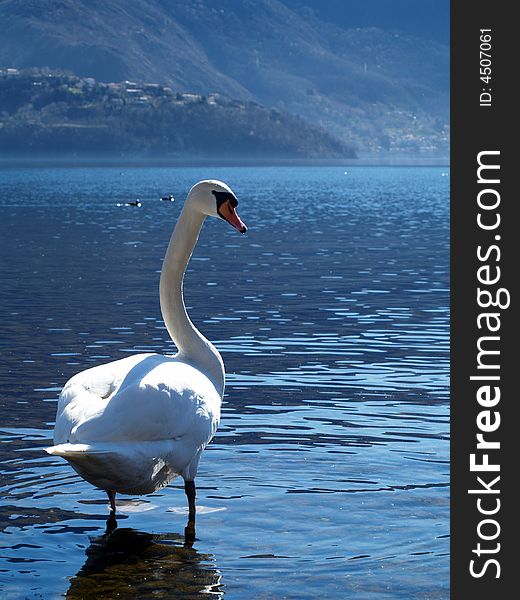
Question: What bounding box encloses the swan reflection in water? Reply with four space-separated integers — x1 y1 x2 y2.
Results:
67 517 223 599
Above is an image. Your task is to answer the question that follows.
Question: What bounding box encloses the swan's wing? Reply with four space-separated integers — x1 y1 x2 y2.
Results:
56 353 155 413
54 355 221 448
54 353 155 443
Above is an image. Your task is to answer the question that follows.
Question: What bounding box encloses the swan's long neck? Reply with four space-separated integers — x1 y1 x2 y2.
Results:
159 202 225 397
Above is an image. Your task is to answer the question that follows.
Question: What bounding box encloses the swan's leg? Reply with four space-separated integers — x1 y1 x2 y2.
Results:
184 480 196 520
184 518 196 545
107 490 116 513
106 513 118 535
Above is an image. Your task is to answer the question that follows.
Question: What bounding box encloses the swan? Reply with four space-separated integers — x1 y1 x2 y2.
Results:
45 180 247 522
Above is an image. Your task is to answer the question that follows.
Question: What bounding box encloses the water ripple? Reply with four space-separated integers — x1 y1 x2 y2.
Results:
0 166 449 599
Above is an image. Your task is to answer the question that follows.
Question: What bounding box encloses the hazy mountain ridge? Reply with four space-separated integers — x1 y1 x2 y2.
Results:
0 0 449 155
0 68 353 158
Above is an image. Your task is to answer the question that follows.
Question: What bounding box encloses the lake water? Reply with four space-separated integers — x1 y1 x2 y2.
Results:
0 165 449 599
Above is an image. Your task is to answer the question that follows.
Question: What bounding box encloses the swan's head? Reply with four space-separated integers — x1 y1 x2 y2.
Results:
187 180 247 233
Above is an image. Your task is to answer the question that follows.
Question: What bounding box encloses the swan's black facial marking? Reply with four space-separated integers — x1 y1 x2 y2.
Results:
212 190 238 218
212 190 247 233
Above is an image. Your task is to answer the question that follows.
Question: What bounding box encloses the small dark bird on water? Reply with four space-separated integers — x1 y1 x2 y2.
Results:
116 200 141 207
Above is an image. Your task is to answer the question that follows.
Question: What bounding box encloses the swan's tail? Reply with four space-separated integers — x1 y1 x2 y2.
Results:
44 442 112 458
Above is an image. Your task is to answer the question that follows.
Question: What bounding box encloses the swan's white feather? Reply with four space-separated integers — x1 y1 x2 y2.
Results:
46 353 221 494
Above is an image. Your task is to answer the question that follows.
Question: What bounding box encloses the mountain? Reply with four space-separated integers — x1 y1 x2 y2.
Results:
0 0 449 156
282 0 450 44
0 69 352 158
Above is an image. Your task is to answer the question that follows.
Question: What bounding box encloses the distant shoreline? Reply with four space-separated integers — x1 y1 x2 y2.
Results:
0 155 450 168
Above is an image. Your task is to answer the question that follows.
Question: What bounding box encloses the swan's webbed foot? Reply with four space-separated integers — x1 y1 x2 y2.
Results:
184 480 196 521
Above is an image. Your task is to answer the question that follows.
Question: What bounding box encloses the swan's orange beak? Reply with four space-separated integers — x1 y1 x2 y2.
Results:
219 200 247 233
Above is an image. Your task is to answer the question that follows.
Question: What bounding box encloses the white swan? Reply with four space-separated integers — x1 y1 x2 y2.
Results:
45 180 247 521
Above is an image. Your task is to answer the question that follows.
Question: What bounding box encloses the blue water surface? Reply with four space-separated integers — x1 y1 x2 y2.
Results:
0 165 449 599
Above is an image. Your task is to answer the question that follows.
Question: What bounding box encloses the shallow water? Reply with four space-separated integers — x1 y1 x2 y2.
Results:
0 165 449 599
